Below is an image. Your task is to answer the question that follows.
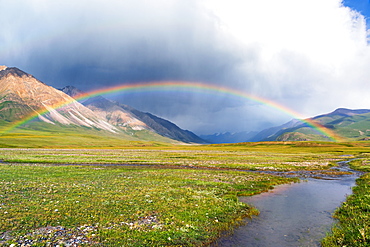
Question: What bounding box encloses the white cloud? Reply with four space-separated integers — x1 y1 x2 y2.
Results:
200 0 370 117
203 0 367 63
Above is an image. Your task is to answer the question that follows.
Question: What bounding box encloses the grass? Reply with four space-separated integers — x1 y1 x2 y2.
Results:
348 157 370 172
322 173 370 246
0 147 340 172
1 141 367 171
0 164 295 246
0 122 178 148
321 156 370 246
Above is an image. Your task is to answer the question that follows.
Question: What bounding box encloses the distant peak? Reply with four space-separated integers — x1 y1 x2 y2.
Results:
61 85 79 91
0 65 7 71
332 108 351 113
331 108 370 116
60 86 85 98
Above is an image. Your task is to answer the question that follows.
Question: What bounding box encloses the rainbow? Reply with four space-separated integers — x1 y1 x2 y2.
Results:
1 81 343 141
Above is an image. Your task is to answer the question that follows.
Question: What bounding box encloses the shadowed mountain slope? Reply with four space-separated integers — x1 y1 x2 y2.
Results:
60 86 207 143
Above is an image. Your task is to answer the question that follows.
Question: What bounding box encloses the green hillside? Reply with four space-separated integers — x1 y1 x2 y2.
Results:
0 100 34 122
276 109 370 141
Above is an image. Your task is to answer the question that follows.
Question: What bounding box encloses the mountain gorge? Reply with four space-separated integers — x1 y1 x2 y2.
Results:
0 66 206 143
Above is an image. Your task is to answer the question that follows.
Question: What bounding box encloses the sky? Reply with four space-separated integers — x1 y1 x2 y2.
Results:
1 0 370 135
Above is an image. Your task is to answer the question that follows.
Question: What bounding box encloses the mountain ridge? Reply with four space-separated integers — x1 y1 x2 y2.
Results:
253 108 370 142
61 86 207 143
314 108 370 118
202 108 370 143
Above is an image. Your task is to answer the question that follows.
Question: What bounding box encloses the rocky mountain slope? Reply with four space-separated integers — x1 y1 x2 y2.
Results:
60 86 207 143
0 67 116 132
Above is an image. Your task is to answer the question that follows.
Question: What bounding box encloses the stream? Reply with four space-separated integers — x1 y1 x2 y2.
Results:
213 161 362 247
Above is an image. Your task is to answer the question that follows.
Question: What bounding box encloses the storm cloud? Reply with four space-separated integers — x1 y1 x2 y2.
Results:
1 0 370 134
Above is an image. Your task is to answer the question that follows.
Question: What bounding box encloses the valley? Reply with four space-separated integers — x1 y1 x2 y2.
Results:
2 66 370 144
0 66 369 246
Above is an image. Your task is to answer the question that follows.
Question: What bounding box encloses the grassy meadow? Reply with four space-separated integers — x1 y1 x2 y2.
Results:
0 163 294 246
0 140 369 246
0 122 178 148
0 141 367 170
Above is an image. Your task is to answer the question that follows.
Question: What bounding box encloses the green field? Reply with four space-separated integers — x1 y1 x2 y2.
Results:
0 141 369 246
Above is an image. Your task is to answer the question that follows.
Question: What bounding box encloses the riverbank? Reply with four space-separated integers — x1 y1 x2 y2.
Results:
321 159 370 246
213 161 360 246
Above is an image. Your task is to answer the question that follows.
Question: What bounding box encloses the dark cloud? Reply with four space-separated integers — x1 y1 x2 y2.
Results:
7 0 244 87
1 0 370 134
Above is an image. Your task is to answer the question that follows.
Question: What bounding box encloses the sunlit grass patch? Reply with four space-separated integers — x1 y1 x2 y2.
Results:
0 164 295 246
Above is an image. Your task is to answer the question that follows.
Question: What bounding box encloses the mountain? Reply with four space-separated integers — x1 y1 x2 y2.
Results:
259 108 370 141
117 104 207 143
0 66 117 132
0 66 205 143
61 86 207 143
309 108 370 140
203 108 370 143
72 95 149 131
59 85 85 98
249 119 302 141
201 120 302 144
314 108 370 119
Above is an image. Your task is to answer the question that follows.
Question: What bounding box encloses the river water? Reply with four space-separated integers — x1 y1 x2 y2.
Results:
213 162 360 247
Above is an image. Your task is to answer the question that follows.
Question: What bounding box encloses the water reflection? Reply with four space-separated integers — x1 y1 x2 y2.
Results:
214 170 358 247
